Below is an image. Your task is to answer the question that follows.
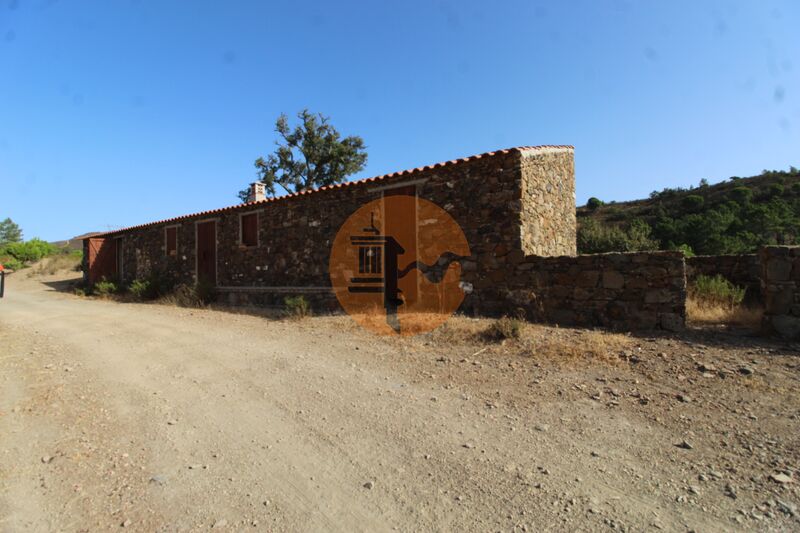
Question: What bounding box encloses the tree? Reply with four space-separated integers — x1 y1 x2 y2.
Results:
240 109 368 201
586 197 603 210
682 194 705 212
0 218 22 246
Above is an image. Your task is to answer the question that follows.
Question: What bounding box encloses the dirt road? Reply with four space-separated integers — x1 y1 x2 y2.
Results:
1 271 798 532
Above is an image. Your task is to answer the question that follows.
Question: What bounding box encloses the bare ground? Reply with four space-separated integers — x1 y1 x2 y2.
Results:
0 269 798 532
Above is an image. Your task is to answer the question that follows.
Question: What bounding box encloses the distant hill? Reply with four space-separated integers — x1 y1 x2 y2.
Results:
577 166 800 256
50 232 102 251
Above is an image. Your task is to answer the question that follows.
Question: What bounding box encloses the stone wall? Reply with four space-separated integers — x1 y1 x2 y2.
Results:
102 145 576 293
84 146 698 332
465 251 686 331
759 246 800 339
519 148 576 256
686 254 760 303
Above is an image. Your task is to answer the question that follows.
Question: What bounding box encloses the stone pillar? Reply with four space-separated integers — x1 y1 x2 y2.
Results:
759 246 800 339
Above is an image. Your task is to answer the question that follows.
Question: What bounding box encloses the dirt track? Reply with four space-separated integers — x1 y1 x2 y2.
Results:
1 270 799 532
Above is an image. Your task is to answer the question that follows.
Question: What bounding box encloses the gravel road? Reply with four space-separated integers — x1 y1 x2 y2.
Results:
1 270 798 532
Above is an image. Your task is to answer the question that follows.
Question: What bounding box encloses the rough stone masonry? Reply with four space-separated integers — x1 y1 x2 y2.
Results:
84 145 688 331
759 246 800 339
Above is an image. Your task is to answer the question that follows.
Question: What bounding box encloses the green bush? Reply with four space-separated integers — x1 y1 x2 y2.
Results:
769 183 785 197
577 218 659 254
94 280 118 297
682 194 705 212
284 295 311 319
730 186 753 204
672 243 695 258
689 274 745 308
586 197 603 210
128 279 153 301
483 316 522 341
1 257 24 271
1 238 59 264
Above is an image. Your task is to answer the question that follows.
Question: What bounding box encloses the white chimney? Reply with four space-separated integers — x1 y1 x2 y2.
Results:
248 182 266 203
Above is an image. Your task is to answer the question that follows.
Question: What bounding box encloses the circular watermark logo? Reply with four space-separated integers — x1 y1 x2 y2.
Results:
329 195 470 336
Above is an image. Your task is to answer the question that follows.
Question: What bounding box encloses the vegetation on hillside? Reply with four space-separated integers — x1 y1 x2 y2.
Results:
578 166 800 255
0 217 81 271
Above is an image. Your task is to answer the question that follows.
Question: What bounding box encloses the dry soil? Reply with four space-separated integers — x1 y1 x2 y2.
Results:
1 269 799 532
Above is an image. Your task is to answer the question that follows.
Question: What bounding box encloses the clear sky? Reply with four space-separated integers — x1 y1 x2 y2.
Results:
1 0 798 241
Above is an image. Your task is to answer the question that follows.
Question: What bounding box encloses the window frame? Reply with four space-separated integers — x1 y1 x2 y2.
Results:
239 211 260 248
164 225 179 257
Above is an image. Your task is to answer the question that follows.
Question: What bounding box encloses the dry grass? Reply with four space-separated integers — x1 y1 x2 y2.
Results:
26 255 81 277
420 314 634 365
686 296 763 328
523 329 633 365
156 284 206 308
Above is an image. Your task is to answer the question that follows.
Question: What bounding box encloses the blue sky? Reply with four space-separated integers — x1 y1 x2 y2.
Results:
1 0 798 241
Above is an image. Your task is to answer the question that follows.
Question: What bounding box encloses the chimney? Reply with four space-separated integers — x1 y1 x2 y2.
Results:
248 182 266 203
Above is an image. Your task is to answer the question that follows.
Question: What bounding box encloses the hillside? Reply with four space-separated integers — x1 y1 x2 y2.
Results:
577 166 800 256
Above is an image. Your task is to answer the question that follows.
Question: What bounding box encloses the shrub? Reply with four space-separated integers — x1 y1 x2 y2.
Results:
195 280 216 304
689 274 745 308
128 279 153 301
586 197 603 210
682 194 705 212
159 281 215 307
730 186 753 204
1 257 24 271
483 316 522 341
284 295 311 319
1 238 59 264
769 183 785 197
94 280 118 297
577 218 659 254
673 243 695 257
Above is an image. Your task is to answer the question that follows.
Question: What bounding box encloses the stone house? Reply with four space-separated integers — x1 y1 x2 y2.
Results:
83 145 689 331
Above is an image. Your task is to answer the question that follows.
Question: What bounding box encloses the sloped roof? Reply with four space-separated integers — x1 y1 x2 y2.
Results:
91 145 573 238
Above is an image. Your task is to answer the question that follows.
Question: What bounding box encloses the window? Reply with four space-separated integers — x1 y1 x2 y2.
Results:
240 213 258 247
165 227 177 256
358 246 382 274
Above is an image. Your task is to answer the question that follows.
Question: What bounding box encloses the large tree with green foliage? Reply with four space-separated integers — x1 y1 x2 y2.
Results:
0 218 22 246
240 109 368 201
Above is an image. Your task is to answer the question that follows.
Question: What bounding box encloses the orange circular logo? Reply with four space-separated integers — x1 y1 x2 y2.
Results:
329 195 470 336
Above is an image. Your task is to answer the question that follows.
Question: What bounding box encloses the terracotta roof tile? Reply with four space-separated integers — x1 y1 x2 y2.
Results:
91 145 573 237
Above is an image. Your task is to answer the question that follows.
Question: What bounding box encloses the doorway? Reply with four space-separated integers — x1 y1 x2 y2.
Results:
196 220 217 285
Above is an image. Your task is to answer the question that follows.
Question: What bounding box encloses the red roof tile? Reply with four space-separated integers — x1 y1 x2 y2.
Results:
91 145 573 237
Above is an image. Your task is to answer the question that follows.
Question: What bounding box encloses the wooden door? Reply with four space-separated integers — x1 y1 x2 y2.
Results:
383 186 418 304
196 221 216 285
87 237 117 284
